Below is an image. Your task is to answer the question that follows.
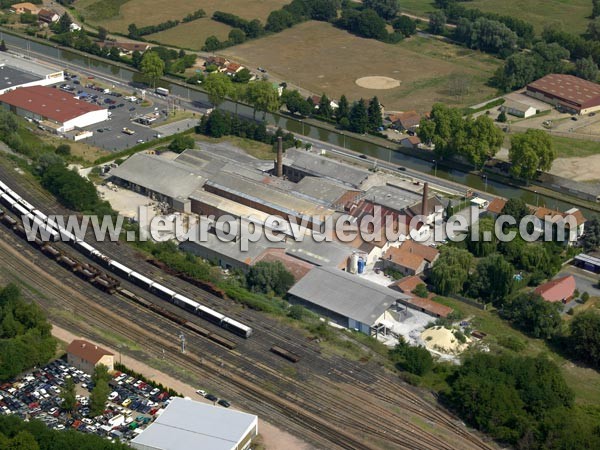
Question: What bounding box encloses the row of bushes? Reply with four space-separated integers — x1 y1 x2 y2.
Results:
182 9 206 23
128 20 180 39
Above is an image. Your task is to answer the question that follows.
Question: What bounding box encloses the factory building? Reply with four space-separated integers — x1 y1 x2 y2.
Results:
288 266 410 335
0 52 64 95
131 397 258 450
526 74 600 115
0 86 107 133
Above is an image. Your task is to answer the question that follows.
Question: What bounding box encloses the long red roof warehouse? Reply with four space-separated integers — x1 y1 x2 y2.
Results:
0 86 103 123
527 74 600 109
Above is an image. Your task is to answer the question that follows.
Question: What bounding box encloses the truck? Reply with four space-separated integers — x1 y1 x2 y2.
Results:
108 414 125 427
155 87 169 96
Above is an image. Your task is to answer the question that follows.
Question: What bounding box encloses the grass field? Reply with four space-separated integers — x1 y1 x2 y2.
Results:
195 135 275 160
223 22 501 111
551 135 600 158
144 18 231 50
400 0 592 34
76 0 289 35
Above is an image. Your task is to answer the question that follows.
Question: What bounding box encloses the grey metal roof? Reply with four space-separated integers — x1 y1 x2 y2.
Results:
0 52 61 79
363 185 422 212
294 176 355 207
0 65 40 91
110 153 207 200
286 238 354 267
131 397 257 450
288 266 408 325
285 148 369 188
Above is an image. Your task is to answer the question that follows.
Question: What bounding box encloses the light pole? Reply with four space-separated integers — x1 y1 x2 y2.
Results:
483 174 488 192
341 133 346 149
534 190 539 207
432 159 437 177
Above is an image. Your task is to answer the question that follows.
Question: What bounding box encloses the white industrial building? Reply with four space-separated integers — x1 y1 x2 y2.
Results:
501 99 537 118
131 397 258 450
0 85 108 132
0 52 64 95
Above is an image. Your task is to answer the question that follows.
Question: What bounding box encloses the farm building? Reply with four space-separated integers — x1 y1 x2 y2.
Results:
501 99 537 118
0 86 107 132
131 397 258 450
287 266 409 335
534 275 576 303
388 111 421 131
526 74 600 115
10 2 39 14
67 339 114 374
381 240 440 276
0 52 64 95
38 9 59 23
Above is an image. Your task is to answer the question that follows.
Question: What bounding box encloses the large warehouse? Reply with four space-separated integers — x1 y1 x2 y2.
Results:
0 52 64 95
0 86 108 132
526 74 600 115
131 397 258 450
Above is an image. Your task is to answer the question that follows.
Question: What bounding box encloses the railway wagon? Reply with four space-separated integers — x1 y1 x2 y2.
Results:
270 346 301 363
92 276 118 294
42 244 61 259
207 332 237 350
1 213 17 228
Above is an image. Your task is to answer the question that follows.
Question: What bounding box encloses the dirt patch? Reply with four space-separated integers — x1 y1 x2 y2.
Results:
421 326 471 355
355 76 401 90
550 154 600 181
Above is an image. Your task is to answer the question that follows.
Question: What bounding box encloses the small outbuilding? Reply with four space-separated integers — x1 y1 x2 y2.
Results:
501 100 537 118
67 339 114 374
534 275 576 303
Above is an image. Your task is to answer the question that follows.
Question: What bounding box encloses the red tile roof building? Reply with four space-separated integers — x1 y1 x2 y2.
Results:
389 276 453 318
526 74 600 115
534 275 576 303
67 339 114 374
0 86 108 132
382 241 439 276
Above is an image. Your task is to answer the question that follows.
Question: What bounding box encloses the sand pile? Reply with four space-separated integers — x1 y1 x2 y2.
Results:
355 76 401 89
421 326 471 355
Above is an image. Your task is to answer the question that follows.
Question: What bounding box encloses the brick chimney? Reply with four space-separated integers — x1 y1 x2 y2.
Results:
276 136 283 177
421 182 429 217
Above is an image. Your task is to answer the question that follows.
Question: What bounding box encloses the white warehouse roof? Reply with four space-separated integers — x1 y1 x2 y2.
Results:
131 397 258 450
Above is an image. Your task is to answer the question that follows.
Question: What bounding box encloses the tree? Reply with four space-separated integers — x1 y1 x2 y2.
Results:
412 283 428 298
595 0 600 19
349 99 369 133
459 114 503 168
509 129 556 182
168 135 195 153
340 8 388 40
288 305 305 320
570 311 600 368
497 110 507 122
467 217 498 257
0 40 6 52
502 292 562 338
318 94 333 119
501 198 530 223
8 431 39 450
140 51 165 88
266 9 295 32
60 377 76 413
89 364 110 417
108 47 120 60
283 89 312 117
393 16 416 37
428 11 446 35
228 28 246 45
429 247 473 295
575 56 598 81
204 72 233 108
244 80 280 119
203 35 222 52
55 144 71 157
582 216 600 251
468 254 514 304
310 0 339 22
131 50 143 69
588 17 600 40
97 26 108 41
367 96 383 132
233 67 252 83
363 0 400 20
336 94 349 122
247 261 294 296
128 23 139 39
390 339 433 376
57 13 72 34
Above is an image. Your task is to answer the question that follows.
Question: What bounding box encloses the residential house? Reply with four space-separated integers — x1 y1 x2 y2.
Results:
389 110 421 131
10 2 40 14
97 42 150 55
485 197 507 218
310 95 339 111
399 135 421 149
205 56 228 70
67 339 114 374
381 240 440 276
502 100 537 118
38 9 59 24
533 275 576 303
224 62 243 76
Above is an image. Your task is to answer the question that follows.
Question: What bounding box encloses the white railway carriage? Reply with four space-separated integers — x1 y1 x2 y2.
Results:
108 260 133 277
221 317 253 338
18 197 35 211
0 192 17 207
12 203 30 218
173 294 198 312
152 283 177 299
0 180 9 192
75 240 97 255
32 209 48 222
197 304 224 322
130 271 155 289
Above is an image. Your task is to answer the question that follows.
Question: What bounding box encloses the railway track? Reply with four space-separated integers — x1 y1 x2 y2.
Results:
0 166 493 449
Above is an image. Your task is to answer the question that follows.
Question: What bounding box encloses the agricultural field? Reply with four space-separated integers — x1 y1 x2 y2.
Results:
76 0 289 35
223 22 501 111
400 0 592 34
145 18 232 50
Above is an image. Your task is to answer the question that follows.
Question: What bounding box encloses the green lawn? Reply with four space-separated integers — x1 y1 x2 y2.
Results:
551 135 600 158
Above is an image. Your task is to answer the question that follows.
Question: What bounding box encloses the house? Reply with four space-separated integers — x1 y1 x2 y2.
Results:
69 23 82 32
10 2 40 14
381 240 440 276
534 275 576 303
485 197 506 217
67 339 114 374
501 99 537 118
399 135 421 149
205 56 228 69
389 276 454 318
97 42 150 55
389 111 421 131
38 9 59 23
532 206 586 240
224 62 243 76
310 95 339 111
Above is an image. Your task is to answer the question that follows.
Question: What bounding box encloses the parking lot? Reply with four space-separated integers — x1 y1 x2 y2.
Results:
57 73 174 151
0 359 175 443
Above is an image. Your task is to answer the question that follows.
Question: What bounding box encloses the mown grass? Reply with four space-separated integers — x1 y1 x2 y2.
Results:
80 0 131 22
550 135 600 159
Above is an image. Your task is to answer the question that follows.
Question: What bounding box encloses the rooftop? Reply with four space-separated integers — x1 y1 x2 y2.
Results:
111 153 207 200
404 295 453 318
363 185 423 213
534 275 576 302
0 52 62 79
0 65 40 92
253 248 314 281
503 99 535 112
288 266 408 325
293 176 357 207
0 86 103 123
67 339 113 364
527 74 600 107
285 148 370 188
390 275 426 294
286 237 354 268
486 197 507 215
131 397 257 450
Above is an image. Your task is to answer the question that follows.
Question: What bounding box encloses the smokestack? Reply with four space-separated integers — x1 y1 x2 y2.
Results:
421 182 429 216
276 136 283 177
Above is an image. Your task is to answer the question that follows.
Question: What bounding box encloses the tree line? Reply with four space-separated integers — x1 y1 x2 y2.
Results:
128 20 180 39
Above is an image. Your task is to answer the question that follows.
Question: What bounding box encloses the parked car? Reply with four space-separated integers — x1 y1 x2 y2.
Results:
217 399 230 408
204 394 218 402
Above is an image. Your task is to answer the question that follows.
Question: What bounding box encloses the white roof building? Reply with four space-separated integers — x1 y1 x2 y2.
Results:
131 397 258 450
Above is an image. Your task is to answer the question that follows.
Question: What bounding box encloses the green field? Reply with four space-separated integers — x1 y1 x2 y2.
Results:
400 0 592 34
551 135 600 158
145 18 232 50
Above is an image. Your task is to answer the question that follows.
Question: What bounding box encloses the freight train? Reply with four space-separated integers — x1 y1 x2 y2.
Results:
0 180 253 339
